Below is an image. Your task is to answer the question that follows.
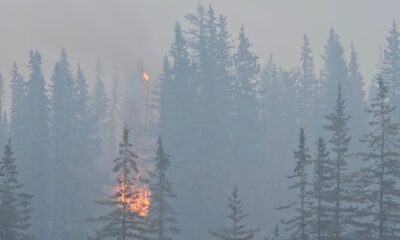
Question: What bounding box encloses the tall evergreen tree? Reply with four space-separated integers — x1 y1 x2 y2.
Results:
109 70 122 154
280 128 311 240
73 64 102 238
49 48 81 239
210 186 258 240
383 21 400 105
159 56 173 142
309 138 332 240
259 54 279 123
93 60 111 156
89 125 147 240
357 75 400 240
160 22 193 149
324 83 352 240
348 43 365 107
232 25 260 161
0 74 6 146
347 43 367 145
10 63 25 151
148 138 179 240
321 29 348 113
185 5 232 156
0 139 33 240
298 34 318 129
21 50 50 240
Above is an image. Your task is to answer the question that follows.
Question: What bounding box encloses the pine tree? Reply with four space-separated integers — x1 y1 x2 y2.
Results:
347 43 367 145
10 63 25 151
89 125 147 240
93 60 111 156
265 225 280 240
109 70 122 154
383 21 400 105
159 56 173 142
185 5 232 157
0 74 6 146
280 128 311 240
21 50 51 240
348 43 365 107
148 138 179 240
321 29 348 114
232 25 260 161
73 64 102 238
160 22 193 149
298 34 318 129
210 186 258 240
49 48 82 239
0 139 34 240
259 54 279 123
324 83 352 240
309 138 332 240
357 75 400 240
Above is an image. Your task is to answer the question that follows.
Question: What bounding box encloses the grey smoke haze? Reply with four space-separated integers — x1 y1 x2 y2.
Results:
0 0 398 90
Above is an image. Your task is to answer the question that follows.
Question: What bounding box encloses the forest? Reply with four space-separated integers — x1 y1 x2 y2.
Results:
0 3 400 240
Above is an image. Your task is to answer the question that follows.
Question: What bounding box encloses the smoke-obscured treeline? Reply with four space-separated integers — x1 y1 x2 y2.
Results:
1 4 400 240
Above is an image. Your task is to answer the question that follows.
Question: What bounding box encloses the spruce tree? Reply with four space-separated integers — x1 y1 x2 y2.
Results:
348 43 365 108
21 50 50 240
265 225 280 240
93 60 111 156
347 43 367 146
383 21 400 105
324 83 352 240
160 22 193 149
320 29 348 114
210 186 258 240
73 64 102 238
232 25 260 161
358 75 400 240
50 48 84 239
109 71 122 154
10 63 25 152
280 128 311 240
148 137 179 240
0 139 33 240
0 74 5 146
89 125 147 240
298 34 318 129
309 138 332 240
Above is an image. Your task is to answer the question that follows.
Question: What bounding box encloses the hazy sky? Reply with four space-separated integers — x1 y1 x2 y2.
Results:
0 0 399 90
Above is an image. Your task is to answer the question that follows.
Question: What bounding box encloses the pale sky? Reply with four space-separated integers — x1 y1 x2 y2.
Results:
0 0 398 91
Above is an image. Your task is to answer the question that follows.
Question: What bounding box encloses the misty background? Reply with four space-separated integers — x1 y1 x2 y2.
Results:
0 0 397 90
0 1 399 240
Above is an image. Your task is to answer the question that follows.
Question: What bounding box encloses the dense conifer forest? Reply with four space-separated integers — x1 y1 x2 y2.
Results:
1 3 400 240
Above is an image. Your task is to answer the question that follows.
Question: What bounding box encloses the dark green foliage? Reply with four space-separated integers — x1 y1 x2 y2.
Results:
309 138 332 240
89 125 148 240
210 186 258 240
323 83 352 240
147 138 179 240
357 75 400 240
279 128 311 240
0 139 34 240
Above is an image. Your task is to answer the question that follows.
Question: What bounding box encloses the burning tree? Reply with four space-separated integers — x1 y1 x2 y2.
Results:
88 125 150 240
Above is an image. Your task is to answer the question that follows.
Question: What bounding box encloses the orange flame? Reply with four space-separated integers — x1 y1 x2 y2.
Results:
115 176 151 217
143 72 150 81
131 187 151 217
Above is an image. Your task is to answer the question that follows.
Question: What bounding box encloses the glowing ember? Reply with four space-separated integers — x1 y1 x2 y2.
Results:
131 187 151 217
143 72 150 81
115 176 151 217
